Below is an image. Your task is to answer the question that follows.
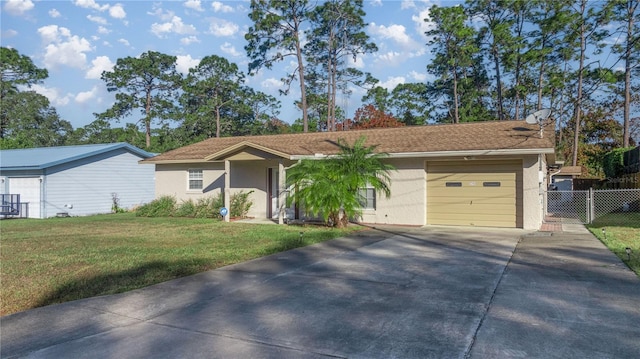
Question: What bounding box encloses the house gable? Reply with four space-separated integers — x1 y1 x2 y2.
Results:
204 141 290 161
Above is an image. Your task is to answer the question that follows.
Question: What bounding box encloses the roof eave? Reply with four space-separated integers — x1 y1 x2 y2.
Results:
139 159 224 164
291 147 555 160
21 143 155 169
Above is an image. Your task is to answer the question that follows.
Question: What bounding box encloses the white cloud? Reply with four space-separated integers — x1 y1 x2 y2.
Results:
351 56 365 69
380 76 406 90
97 26 110 35
212 1 234 13
409 70 428 82
413 8 434 39
108 4 126 19
87 15 107 25
38 25 93 69
49 9 61 18
401 0 416 10
370 0 383 7
220 42 241 57
369 23 413 47
85 56 114 79
184 0 204 12
376 51 403 66
208 18 238 37
74 0 125 19
2 29 18 38
74 0 109 11
75 86 100 103
31 84 72 107
261 78 283 90
176 54 200 74
3 0 34 16
147 7 174 21
181 36 200 45
117 38 130 47
151 15 197 37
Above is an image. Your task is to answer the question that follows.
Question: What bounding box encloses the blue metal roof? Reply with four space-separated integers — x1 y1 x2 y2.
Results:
0 143 155 171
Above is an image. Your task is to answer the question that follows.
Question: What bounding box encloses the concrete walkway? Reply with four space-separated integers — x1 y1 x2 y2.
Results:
2 225 638 358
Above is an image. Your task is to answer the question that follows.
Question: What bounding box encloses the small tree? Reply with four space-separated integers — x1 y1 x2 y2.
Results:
286 136 394 227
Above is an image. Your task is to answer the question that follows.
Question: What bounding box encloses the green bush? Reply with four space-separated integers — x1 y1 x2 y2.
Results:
194 195 222 218
603 147 632 178
175 199 196 217
136 196 177 217
231 190 254 218
135 192 247 219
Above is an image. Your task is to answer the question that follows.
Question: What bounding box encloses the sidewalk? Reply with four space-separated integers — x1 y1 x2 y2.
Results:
539 215 592 234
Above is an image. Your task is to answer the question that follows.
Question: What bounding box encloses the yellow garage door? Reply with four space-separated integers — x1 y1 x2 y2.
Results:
427 160 522 228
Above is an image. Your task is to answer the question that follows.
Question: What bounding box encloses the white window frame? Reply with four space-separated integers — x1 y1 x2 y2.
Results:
358 187 376 210
188 169 203 191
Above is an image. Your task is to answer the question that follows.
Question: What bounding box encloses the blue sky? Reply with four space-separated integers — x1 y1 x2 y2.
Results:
1 0 459 129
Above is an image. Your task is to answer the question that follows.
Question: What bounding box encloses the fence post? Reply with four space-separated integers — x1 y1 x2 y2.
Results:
588 187 594 224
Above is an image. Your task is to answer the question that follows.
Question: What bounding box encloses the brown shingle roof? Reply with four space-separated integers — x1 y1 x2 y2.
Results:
142 120 555 163
558 166 582 176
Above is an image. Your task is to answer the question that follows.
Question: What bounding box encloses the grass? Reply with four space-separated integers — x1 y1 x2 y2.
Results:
587 212 640 277
0 213 361 316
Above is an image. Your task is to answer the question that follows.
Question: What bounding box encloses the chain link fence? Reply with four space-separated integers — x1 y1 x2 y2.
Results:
546 190 589 223
545 189 640 224
592 189 640 222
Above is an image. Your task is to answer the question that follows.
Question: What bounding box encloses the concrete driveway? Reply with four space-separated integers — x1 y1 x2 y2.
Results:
2 225 639 358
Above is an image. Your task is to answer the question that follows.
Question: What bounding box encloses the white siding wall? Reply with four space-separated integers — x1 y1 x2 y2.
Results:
44 149 154 217
0 170 44 218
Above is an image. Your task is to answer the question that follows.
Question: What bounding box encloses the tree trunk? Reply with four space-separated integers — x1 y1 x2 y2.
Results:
327 57 333 131
572 2 586 167
215 106 221 138
453 67 460 124
295 32 309 133
145 90 152 148
492 44 505 120
622 0 636 147
331 56 338 131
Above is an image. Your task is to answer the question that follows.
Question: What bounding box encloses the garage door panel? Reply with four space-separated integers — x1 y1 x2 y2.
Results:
429 189 516 198
429 164 519 173
429 201 516 211
427 160 521 228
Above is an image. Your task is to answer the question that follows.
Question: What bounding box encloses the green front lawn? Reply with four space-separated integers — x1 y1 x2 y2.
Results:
587 213 640 277
1 213 360 316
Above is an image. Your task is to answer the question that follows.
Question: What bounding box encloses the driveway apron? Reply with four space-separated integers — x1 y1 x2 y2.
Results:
2 226 638 358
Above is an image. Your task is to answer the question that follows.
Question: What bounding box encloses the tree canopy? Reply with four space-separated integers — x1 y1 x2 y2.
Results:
2 0 637 176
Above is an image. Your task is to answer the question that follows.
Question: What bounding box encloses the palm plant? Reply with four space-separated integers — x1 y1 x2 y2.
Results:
286 136 395 227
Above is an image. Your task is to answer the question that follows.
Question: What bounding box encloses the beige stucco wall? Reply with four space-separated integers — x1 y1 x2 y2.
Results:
358 158 426 226
521 154 544 230
229 160 268 219
154 163 225 202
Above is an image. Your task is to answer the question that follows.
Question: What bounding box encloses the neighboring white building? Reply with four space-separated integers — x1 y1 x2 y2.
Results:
0 143 155 218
